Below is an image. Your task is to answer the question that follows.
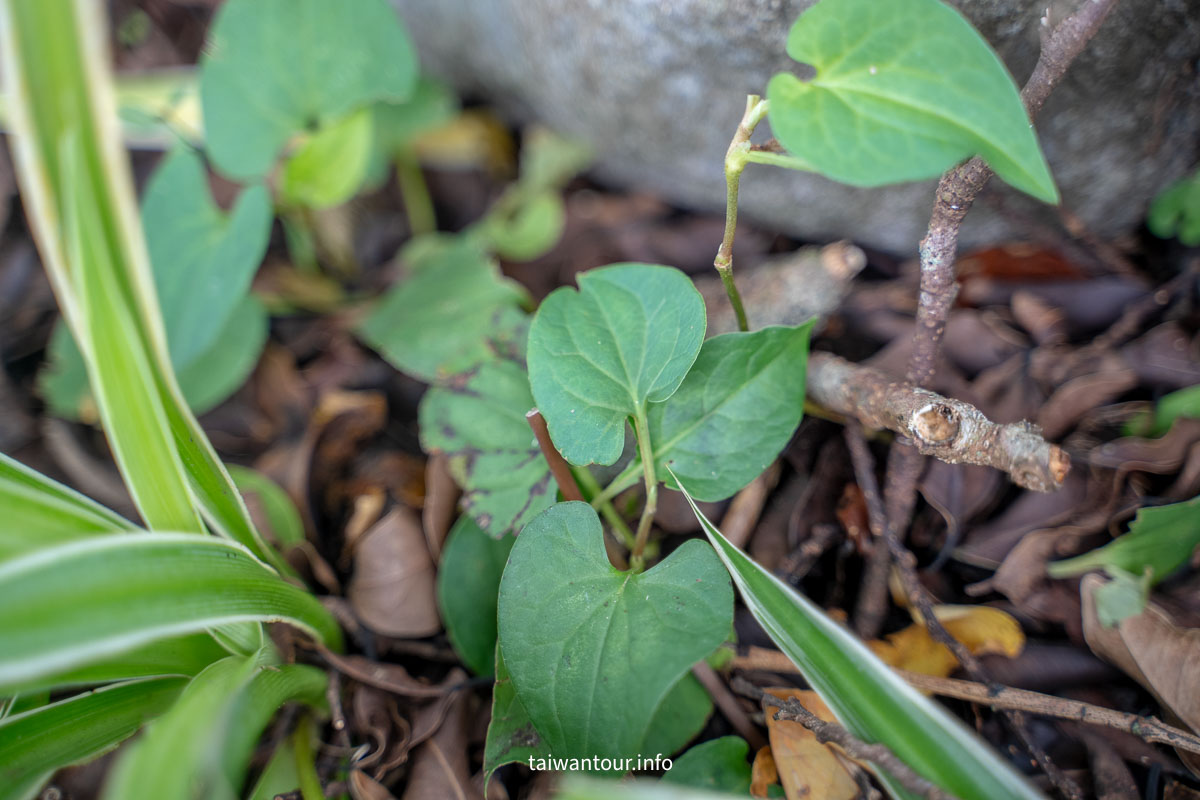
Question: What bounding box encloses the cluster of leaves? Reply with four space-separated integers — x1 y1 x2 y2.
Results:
0 0 429 797
0 0 1080 795
358 0 1066 797
41 0 453 420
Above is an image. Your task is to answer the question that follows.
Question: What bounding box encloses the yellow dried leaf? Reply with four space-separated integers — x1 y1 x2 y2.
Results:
764 689 858 800
750 745 779 798
867 605 1024 677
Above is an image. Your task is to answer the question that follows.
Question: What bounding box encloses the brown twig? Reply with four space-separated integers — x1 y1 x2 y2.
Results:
733 677 958 800
882 0 1120 553
526 408 584 502
808 354 1069 492
733 647 1200 758
845 425 1084 800
691 661 767 751
778 522 841 585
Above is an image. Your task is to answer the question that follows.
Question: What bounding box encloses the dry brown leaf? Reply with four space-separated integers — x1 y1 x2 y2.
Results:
763 689 858 800
867 605 1024 678
348 508 441 638
351 769 398 800
749 745 780 799
1082 575 1200 735
423 453 460 562
401 668 482 800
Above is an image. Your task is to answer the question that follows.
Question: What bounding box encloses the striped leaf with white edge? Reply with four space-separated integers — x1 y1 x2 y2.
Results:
669 469 1042 800
0 0 286 572
0 453 137 560
0 676 186 800
0 534 342 687
103 650 327 800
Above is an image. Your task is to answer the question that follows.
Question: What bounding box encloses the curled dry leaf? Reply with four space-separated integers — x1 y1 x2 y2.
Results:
867 605 1025 678
763 689 857 800
1082 574 1200 771
349 507 442 638
351 768 399 800
401 668 482 800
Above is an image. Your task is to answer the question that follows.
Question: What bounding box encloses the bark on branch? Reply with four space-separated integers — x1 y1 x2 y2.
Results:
809 353 1069 492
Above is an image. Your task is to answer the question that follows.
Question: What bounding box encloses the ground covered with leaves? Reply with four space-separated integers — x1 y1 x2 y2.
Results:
2 2 1199 799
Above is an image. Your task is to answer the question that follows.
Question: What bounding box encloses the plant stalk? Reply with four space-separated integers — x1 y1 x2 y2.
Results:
630 406 658 568
714 95 769 333
572 465 637 552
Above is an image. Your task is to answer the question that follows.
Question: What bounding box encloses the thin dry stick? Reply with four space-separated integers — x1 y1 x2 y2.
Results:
692 661 767 751
733 677 958 800
845 425 1084 800
733 647 1200 758
526 408 584 502
884 0 1120 546
809 353 1069 492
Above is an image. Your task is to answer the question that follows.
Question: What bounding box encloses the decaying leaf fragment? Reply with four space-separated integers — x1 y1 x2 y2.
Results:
764 689 858 800
1082 574 1200 772
348 507 441 637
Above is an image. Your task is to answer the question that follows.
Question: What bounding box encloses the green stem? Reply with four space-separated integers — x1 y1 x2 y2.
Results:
573 466 637 551
292 715 325 800
591 463 641 508
744 150 815 171
715 95 769 333
631 406 658 569
395 147 436 236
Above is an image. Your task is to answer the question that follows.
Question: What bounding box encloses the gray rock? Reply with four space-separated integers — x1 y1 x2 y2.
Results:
393 0 1200 254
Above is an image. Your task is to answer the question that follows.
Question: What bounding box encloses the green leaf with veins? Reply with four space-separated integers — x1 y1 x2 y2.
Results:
199 0 417 180
497 502 731 767
527 264 706 466
483 644 549 778
419 359 557 537
358 235 530 383
484 645 716 778
650 325 811 501
640 672 712 759
436 517 515 675
766 0 1057 203
174 294 269 415
662 736 753 795
1048 495 1200 588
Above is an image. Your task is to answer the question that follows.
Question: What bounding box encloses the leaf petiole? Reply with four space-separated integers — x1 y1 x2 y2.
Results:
630 406 658 570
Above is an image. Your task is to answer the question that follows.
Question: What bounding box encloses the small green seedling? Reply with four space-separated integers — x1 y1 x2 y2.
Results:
1147 168 1200 246
1049 494 1200 625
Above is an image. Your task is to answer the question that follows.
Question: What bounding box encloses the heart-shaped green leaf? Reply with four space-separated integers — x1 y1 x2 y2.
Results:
497 502 731 765
436 517 515 675
672 473 1041 800
419 359 557 537
280 107 375 209
527 265 705 466
358 236 529 383
484 645 716 777
200 0 417 180
652 325 811 501
766 0 1057 204
662 736 753 795
640 672 712 758
41 145 272 419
